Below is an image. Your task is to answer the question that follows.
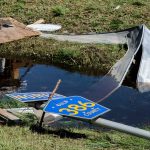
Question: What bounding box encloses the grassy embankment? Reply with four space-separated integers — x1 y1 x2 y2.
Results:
0 87 150 149
0 125 150 150
0 98 150 150
0 0 149 72
0 0 150 149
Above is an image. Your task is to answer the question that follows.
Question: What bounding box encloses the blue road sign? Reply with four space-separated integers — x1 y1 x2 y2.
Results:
44 96 110 120
6 92 64 103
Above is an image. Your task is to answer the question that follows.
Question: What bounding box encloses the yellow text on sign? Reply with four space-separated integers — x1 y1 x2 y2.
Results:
59 101 95 116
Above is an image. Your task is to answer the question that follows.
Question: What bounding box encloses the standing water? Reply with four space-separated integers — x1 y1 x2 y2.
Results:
0 58 150 127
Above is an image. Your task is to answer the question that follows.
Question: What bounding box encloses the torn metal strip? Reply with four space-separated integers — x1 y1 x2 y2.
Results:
41 32 127 44
40 26 141 44
41 25 150 102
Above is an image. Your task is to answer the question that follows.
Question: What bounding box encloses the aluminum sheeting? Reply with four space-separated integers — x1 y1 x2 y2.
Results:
137 26 150 92
41 25 150 102
41 32 127 44
83 25 144 102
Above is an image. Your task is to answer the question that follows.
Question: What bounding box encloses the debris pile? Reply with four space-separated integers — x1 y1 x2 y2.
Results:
0 17 40 44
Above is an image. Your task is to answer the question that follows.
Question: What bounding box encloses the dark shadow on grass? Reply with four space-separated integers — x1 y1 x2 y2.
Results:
30 124 87 139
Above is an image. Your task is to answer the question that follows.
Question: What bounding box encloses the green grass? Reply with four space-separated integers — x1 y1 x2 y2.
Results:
0 125 149 150
0 0 149 32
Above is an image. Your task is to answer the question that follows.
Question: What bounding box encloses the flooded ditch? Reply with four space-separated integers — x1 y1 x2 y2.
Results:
0 57 150 127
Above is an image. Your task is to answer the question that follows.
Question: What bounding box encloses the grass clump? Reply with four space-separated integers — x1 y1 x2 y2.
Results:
52 5 69 17
132 1 145 6
110 19 124 30
0 97 26 109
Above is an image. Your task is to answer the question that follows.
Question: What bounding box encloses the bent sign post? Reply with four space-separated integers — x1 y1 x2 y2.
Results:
43 96 150 140
6 92 150 140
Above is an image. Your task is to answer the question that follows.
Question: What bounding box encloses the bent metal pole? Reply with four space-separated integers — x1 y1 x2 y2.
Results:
40 111 150 140
93 118 150 140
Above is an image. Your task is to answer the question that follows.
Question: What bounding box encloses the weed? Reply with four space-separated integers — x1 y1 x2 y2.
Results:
132 1 145 6
0 0 8 5
13 3 25 13
110 19 124 30
52 5 69 17
0 98 26 109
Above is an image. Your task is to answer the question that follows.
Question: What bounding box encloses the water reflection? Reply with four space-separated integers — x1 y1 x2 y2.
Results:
0 58 32 97
101 87 150 126
0 58 150 126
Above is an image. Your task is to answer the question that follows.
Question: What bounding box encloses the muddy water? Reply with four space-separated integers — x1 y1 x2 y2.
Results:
0 58 150 127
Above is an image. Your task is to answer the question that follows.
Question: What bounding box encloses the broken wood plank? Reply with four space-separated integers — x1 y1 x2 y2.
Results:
6 107 35 114
0 17 40 44
33 19 45 24
0 108 20 122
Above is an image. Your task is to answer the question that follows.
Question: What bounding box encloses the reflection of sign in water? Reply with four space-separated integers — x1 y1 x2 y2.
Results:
6 92 64 102
44 96 110 120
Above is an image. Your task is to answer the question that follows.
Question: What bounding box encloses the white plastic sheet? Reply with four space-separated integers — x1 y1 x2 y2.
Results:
27 24 62 32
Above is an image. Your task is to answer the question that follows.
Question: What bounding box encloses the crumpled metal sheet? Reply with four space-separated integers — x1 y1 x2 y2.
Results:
82 25 144 102
137 26 150 93
41 25 150 102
